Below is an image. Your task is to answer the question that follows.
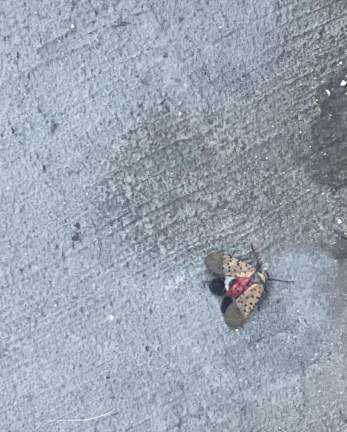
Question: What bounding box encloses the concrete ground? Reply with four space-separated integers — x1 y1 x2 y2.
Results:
1 1 347 431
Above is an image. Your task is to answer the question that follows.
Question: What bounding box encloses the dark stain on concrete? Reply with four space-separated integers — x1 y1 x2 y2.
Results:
310 67 347 190
333 235 347 259
50 120 59 134
72 222 81 242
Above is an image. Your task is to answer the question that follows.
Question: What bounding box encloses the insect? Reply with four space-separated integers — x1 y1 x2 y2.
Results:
205 245 292 328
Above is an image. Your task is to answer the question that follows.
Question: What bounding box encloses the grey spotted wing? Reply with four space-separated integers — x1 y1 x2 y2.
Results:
224 283 264 328
205 252 256 277
235 283 264 319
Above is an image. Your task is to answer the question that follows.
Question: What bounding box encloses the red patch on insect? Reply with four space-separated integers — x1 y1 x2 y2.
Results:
226 276 252 298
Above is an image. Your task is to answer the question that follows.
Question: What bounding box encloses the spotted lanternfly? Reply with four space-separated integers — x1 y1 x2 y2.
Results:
205 246 292 328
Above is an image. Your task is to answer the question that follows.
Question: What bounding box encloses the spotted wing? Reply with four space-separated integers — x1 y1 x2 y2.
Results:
235 283 264 319
224 283 264 328
205 252 256 277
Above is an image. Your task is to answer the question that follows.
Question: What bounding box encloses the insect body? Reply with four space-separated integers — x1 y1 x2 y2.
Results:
226 276 252 298
205 251 269 328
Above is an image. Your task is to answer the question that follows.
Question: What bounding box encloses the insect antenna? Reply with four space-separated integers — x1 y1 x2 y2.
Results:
249 243 294 283
268 277 294 284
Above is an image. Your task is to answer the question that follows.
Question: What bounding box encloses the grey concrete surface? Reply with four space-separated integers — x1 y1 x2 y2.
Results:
0 1 347 431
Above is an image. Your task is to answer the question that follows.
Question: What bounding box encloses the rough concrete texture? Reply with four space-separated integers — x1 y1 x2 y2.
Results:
1 1 347 431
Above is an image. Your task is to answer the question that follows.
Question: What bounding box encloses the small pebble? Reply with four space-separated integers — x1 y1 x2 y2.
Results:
337 218 343 225
340 80 347 87
325 89 331 96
